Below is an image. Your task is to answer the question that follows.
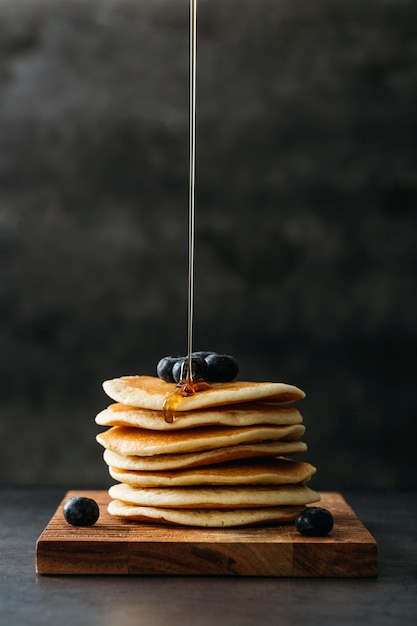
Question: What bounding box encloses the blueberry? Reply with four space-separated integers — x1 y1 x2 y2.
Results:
63 497 100 527
157 356 183 383
205 353 239 382
172 356 208 383
295 507 334 537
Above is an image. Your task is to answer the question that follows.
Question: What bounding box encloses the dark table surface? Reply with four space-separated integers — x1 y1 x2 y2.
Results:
1 488 416 626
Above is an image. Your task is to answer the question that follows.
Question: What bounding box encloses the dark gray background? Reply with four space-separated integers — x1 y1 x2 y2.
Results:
1 0 416 490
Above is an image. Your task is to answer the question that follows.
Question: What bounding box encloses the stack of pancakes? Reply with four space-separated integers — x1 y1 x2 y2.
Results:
96 375 320 527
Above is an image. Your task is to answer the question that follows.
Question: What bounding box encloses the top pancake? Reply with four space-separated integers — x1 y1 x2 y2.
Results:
102 375 305 411
96 402 303 430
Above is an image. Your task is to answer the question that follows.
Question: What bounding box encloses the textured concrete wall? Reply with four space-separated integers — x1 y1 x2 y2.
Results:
1 0 416 489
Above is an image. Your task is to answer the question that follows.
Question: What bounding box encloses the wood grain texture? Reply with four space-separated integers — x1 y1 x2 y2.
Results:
36 491 377 577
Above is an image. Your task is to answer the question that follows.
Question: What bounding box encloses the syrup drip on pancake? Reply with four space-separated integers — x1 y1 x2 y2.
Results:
163 378 210 424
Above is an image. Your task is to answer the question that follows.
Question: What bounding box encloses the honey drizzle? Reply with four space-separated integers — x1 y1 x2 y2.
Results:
162 382 195 425
163 379 210 424
186 0 197 382
163 0 202 424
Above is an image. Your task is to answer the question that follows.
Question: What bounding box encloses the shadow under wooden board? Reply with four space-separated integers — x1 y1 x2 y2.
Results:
36 491 377 577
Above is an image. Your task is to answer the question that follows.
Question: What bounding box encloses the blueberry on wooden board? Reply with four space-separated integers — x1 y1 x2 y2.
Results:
63 497 100 526
295 507 334 537
172 356 208 383
205 353 239 382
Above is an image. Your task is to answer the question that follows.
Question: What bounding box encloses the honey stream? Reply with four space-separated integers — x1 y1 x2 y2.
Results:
163 0 206 423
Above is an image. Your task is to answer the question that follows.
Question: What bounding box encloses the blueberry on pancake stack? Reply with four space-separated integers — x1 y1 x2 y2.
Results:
96 353 320 527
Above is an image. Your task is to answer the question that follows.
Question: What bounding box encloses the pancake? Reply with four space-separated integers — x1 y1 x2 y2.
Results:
108 482 320 509
108 457 317 487
96 423 305 457
96 402 303 430
108 500 305 527
102 441 308 470
102 375 305 411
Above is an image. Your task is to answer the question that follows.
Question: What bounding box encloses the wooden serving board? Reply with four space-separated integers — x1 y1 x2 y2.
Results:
36 491 377 577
